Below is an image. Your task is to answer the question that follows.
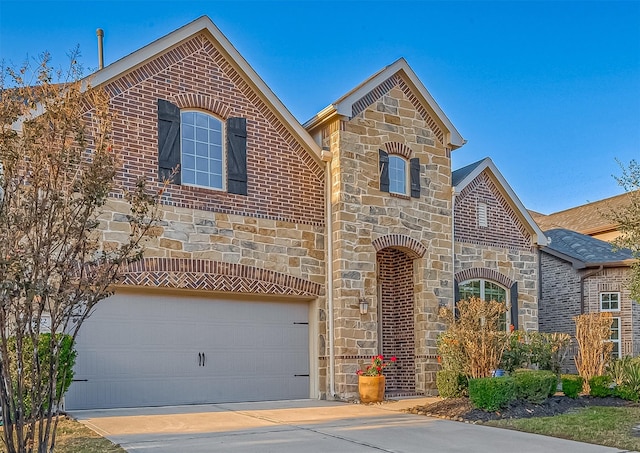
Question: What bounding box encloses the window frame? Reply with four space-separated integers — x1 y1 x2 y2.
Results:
600 292 621 312
458 279 510 331
180 109 226 191
608 317 621 359
388 154 408 196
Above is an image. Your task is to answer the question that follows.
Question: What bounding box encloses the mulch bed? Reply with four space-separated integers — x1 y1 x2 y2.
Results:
405 396 638 424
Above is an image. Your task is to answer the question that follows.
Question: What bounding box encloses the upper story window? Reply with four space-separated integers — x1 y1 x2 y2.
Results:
389 155 408 195
181 111 224 190
157 99 247 195
378 148 421 198
600 292 620 312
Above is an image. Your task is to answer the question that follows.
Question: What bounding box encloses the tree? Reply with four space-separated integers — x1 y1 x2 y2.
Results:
0 53 163 453
610 159 640 301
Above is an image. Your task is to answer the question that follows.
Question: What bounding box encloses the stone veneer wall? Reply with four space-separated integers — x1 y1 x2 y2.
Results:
324 78 453 397
454 244 539 331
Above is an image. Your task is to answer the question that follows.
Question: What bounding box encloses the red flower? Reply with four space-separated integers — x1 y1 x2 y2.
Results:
377 367 382 372
509 324 515 333
390 356 397 362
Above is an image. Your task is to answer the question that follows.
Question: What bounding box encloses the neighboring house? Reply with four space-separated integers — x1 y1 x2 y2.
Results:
452 158 548 333
63 16 544 409
538 228 639 363
531 191 636 242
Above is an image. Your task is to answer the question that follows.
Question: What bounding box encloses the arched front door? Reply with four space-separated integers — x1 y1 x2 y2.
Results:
377 247 415 394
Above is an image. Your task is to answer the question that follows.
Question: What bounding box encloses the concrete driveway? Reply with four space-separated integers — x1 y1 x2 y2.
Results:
70 398 630 453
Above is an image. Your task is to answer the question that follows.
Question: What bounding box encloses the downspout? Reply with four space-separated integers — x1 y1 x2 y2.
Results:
451 186 456 310
322 147 336 399
579 265 604 314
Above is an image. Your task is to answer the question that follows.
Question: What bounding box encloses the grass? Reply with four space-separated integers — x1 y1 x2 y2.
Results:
1 416 126 453
487 406 640 451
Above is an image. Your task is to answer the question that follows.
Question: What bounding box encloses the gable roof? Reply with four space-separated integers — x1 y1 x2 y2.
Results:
452 157 548 246
88 15 322 165
530 191 634 236
303 58 465 150
542 228 635 269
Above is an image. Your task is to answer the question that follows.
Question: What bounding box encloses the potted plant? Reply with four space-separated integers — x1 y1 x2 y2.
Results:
357 355 397 403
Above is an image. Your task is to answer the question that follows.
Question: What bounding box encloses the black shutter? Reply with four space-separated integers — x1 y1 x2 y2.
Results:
379 149 389 193
410 157 421 198
157 99 181 184
454 280 460 302
510 282 519 330
227 117 247 195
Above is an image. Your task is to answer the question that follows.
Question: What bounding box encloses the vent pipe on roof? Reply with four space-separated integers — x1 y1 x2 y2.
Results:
96 28 104 70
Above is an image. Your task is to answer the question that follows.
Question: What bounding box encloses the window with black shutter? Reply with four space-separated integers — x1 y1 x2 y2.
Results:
156 99 247 194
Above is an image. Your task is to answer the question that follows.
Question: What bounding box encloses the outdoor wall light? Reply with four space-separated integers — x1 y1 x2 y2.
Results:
359 297 369 315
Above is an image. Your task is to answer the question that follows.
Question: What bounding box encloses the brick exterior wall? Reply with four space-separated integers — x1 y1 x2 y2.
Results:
584 267 637 357
104 33 324 225
378 248 415 393
454 170 539 331
539 252 581 335
540 253 639 368
320 76 452 398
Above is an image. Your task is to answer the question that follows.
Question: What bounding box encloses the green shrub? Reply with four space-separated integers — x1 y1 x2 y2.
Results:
7 333 76 417
561 374 584 399
589 375 614 397
436 370 468 398
469 377 516 411
616 361 640 402
513 369 557 403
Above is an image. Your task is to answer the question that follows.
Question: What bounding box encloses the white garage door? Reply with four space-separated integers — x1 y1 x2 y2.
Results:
65 292 310 410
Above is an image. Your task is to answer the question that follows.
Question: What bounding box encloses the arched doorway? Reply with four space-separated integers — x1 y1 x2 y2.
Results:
377 247 415 394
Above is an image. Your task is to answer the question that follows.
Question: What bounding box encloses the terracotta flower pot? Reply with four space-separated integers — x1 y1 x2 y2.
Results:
358 375 385 403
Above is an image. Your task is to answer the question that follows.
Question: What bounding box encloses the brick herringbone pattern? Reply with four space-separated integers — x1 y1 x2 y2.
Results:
123 258 321 296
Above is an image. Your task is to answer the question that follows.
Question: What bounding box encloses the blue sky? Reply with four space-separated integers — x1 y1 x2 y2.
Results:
1 0 638 214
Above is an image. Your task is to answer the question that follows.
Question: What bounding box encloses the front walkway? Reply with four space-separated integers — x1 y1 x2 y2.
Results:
71 398 630 453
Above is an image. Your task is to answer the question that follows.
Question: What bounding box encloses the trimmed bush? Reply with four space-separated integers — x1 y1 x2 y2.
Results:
561 374 584 399
469 377 516 411
513 369 557 403
436 370 468 398
589 375 614 397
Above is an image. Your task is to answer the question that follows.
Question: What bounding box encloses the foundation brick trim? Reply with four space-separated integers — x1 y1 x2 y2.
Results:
372 234 426 259
455 267 514 288
173 93 231 118
122 257 321 296
384 142 413 159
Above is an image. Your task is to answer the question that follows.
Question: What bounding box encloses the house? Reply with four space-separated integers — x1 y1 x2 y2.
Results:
538 228 639 361
531 192 635 242
63 16 545 409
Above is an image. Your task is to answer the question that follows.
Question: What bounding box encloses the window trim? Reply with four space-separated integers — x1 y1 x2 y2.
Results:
388 154 408 196
600 292 621 312
180 109 226 192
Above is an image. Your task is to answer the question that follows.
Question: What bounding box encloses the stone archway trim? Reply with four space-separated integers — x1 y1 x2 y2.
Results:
454 267 514 288
372 234 426 259
122 257 321 296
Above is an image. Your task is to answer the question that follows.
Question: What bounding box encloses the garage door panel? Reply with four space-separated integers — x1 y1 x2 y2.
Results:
65 293 310 410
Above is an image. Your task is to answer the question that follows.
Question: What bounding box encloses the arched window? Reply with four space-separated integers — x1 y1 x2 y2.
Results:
459 279 509 330
181 110 224 190
388 155 408 195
